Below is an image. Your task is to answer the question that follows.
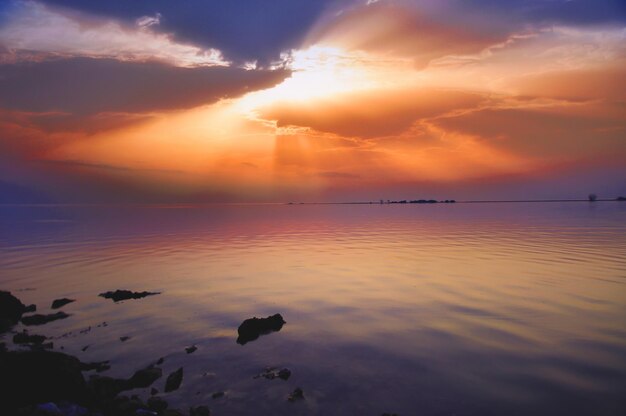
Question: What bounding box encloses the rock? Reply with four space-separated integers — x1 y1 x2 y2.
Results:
185 345 197 354
381 413 399 416
99 290 160 302
0 350 87 410
13 331 47 345
189 405 211 416
164 367 183 392
0 342 6 352
150 387 158 396
211 391 224 399
0 290 27 332
236 313 286 345
81 361 111 373
278 368 291 380
120 336 131 342
24 304 37 313
88 376 132 400
255 367 291 380
21 311 70 326
288 387 304 402
156 357 165 365
51 298 76 309
147 396 168 412
129 366 162 388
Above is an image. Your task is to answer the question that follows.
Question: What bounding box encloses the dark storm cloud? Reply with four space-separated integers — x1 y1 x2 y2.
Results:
36 0 342 64
0 58 289 114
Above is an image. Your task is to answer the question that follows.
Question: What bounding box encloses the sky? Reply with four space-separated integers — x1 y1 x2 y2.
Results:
0 0 624 203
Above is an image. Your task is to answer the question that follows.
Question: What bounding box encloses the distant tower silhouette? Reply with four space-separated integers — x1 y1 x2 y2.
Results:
588 193 598 202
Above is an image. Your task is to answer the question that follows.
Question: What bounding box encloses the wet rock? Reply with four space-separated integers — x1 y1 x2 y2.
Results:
81 345 90 352
164 367 183 392
120 336 131 342
99 290 160 302
81 360 111 373
21 311 70 326
189 405 211 416
136 410 158 416
0 290 27 332
0 350 87 410
156 357 165 365
381 413 399 416
51 298 75 309
129 366 163 388
147 396 168 412
185 345 197 354
236 313 286 345
288 387 304 402
150 387 158 396
0 342 6 352
278 368 292 380
24 304 37 313
211 391 224 399
13 331 47 345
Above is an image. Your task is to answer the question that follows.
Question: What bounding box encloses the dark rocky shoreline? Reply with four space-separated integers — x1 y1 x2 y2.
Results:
0 290 329 416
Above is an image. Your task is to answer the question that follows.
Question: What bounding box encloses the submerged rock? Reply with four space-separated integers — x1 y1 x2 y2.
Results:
164 367 183 392
51 298 76 309
254 367 291 380
0 290 27 332
99 290 160 302
211 391 224 399
288 387 305 402
80 360 111 373
185 345 197 354
236 313 286 345
21 311 70 326
0 350 87 410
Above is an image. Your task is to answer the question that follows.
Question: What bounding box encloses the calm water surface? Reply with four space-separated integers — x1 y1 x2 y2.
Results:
1 202 625 415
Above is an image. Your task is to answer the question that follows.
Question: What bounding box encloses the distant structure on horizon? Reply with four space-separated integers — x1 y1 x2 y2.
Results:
588 193 598 202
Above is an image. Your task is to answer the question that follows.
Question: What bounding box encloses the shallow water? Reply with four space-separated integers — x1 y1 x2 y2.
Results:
1 202 625 415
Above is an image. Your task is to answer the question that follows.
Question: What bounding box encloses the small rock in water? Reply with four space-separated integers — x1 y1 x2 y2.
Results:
212 391 224 399
99 289 160 302
81 345 90 352
156 357 165 365
164 367 183 392
13 331 47 345
185 345 197 354
288 387 305 402
120 336 131 342
24 304 37 313
381 413 399 416
151 387 158 396
255 367 291 380
236 313 286 345
51 298 75 309
189 405 211 416
21 311 70 326
130 366 163 388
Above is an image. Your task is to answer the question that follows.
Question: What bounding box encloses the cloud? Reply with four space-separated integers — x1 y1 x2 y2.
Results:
0 57 289 114
304 3 505 68
259 88 486 138
0 1 228 67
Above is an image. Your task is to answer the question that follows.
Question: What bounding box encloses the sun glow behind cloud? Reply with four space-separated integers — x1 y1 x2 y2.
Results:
1 1 624 201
